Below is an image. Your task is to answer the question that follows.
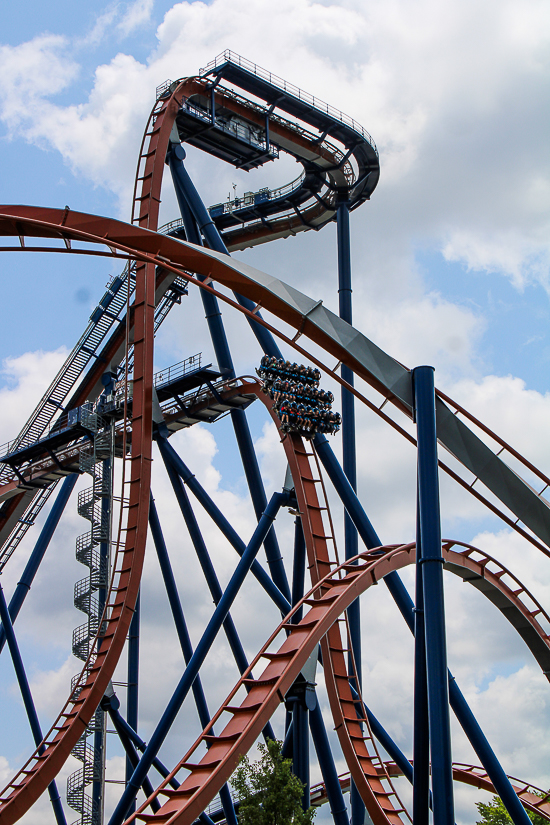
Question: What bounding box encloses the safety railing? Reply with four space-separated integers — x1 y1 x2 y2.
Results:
153 353 203 388
0 404 94 463
200 50 378 153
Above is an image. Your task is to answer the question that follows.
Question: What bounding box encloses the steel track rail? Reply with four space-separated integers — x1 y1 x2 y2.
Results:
1 213 549 822
131 76 372 251
0 237 155 823
310 766 550 821
0 207 548 554
123 533 550 825
0 61 543 825
258 390 408 825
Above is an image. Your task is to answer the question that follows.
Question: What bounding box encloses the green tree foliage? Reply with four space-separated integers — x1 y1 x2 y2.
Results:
231 739 316 825
476 794 549 825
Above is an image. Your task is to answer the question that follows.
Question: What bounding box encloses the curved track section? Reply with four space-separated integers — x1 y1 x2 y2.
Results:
124 534 550 825
0 206 549 554
0 249 155 822
1 211 550 822
311 766 550 821
134 53 379 252
450 765 550 820
125 547 411 825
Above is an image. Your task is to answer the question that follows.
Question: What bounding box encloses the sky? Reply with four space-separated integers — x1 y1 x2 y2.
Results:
0 0 549 823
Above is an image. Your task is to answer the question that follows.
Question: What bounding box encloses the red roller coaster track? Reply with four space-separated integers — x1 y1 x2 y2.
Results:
0 62 548 825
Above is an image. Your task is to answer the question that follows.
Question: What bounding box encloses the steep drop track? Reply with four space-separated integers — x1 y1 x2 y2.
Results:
0 63 548 822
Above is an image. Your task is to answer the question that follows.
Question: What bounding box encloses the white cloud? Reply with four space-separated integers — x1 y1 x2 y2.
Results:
0 35 79 129
0 348 69 444
1 0 549 817
0 0 547 292
118 0 155 34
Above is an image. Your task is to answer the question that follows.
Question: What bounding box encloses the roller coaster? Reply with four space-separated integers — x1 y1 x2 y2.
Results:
0 50 548 825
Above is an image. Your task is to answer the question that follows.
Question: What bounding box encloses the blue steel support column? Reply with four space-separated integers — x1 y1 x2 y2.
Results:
291 517 306 624
0 474 78 654
309 703 350 825
0 581 67 825
108 491 290 825
168 145 283 359
126 590 140 786
337 198 363 825
314 433 531 824
293 696 310 810
287 517 306 735
282 718 294 758
167 148 290 605
413 505 430 824
149 493 239 825
157 438 291 614
413 366 453 825
149 484 275 744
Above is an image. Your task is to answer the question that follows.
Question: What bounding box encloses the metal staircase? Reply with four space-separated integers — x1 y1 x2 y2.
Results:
68 407 114 825
0 266 134 572
0 270 188 573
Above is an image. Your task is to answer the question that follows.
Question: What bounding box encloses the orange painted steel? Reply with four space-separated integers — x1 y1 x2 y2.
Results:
131 78 354 249
1 211 549 822
122 532 550 825
0 73 546 825
0 249 155 823
258 389 409 825
310 766 550 822
450 764 550 820
124 547 412 825
0 205 548 559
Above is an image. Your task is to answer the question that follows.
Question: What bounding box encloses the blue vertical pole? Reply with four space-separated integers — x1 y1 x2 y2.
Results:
0 580 67 825
336 201 363 825
291 517 306 624
315 432 533 825
413 503 430 823
126 590 140 786
293 697 310 810
309 703 350 825
108 491 289 825
288 517 306 736
0 474 78 654
413 366 453 825
167 148 289 604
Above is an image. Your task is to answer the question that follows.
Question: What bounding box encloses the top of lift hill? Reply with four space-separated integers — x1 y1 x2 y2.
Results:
158 49 378 155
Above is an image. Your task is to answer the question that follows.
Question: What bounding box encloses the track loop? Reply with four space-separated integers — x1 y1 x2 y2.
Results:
126 547 411 825
126 531 550 825
0 243 155 825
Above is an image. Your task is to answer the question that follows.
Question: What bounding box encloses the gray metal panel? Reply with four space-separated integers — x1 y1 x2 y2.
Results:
2 211 549 550
189 243 550 548
436 401 550 547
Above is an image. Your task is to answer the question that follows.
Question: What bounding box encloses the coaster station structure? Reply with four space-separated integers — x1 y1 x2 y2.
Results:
0 52 549 825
